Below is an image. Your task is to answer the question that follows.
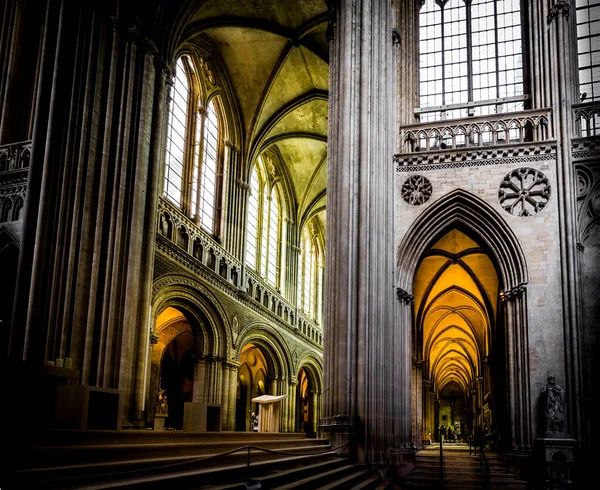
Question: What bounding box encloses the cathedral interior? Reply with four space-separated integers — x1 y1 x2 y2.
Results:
0 0 598 488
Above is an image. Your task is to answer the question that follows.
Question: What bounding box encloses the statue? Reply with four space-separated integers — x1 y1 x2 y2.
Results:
156 389 169 415
543 374 564 434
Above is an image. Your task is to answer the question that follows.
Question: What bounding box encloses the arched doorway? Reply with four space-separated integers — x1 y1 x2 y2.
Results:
297 367 317 437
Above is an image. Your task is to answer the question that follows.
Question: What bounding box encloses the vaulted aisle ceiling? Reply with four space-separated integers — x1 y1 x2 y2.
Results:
414 229 500 397
181 0 329 227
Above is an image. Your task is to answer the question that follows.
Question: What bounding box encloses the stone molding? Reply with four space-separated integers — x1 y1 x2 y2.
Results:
395 143 557 170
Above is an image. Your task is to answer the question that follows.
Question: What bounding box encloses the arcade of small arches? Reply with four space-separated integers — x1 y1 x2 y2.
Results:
148 282 323 436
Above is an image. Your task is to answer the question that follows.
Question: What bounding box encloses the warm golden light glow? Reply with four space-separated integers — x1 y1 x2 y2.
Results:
415 229 499 396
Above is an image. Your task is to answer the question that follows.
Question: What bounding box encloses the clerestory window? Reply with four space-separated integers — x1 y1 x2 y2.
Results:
576 0 600 136
164 55 224 234
418 0 525 122
297 221 323 324
245 156 284 291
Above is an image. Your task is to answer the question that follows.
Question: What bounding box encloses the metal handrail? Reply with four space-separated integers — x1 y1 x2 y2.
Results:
35 438 351 485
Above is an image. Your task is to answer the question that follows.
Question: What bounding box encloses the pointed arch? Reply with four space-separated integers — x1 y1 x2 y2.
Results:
397 188 528 292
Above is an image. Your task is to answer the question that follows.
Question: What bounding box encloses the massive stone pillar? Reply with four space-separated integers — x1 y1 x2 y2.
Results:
321 0 396 465
6 0 168 428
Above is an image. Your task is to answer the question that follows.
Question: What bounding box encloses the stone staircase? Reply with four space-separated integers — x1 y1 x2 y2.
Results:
401 444 528 490
7 430 387 490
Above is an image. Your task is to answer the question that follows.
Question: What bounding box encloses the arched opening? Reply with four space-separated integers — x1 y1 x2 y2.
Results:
297 367 317 437
235 343 269 431
154 307 195 430
398 189 530 452
160 333 195 430
414 227 502 445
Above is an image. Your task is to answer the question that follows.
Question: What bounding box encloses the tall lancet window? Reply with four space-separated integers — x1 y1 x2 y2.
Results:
418 0 524 122
245 157 283 290
198 100 220 233
164 57 189 205
163 55 226 234
297 222 322 321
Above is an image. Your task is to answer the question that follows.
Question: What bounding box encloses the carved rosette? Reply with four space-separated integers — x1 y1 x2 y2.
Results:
401 175 433 205
498 167 551 216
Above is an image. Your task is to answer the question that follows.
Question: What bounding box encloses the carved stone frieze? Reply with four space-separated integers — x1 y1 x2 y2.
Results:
395 143 556 170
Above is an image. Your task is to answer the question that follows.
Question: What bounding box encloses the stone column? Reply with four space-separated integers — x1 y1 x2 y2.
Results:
413 358 425 448
501 285 533 452
476 377 484 429
546 0 584 447
193 354 208 403
222 361 240 431
321 0 396 465
394 0 420 134
0 0 44 143
287 378 298 432
394 290 414 452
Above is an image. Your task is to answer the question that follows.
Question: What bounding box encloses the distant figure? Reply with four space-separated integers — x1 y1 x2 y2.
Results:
543 374 564 434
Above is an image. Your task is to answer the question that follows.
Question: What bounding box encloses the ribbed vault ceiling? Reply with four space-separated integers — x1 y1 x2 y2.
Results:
182 0 329 228
414 229 499 397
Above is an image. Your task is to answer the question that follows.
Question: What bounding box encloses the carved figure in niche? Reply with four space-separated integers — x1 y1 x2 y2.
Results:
543 374 564 434
160 213 169 237
232 315 239 344
156 389 168 415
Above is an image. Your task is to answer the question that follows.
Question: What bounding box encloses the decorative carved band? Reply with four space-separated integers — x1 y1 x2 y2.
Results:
500 283 528 302
395 143 556 170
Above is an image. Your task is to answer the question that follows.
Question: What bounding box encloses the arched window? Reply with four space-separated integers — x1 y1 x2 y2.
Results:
245 156 283 290
164 57 189 205
164 56 225 234
198 100 219 232
418 0 524 122
297 221 322 322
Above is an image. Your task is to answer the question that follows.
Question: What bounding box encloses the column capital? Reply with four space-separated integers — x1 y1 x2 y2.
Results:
396 287 414 305
547 1 570 25
413 358 426 370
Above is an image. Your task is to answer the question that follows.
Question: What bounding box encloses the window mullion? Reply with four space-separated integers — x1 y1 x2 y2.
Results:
441 5 446 109
466 0 474 107
493 0 500 103
194 105 207 221
182 77 197 217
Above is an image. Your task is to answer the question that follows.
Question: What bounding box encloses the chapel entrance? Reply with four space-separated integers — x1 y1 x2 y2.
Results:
414 227 507 447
